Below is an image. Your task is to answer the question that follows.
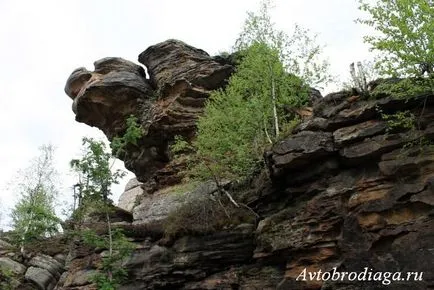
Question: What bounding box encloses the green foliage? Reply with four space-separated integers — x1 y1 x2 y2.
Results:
381 110 416 133
235 0 332 88
111 115 143 157
70 137 126 205
70 137 131 290
170 135 193 156
185 1 334 181
189 1 333 181
280 116 301 138
357 0 434 77
10 145 60 251
194 88 263 179
371 78 433 100
193 42 308 179
82 228 134 289
0 266 19 290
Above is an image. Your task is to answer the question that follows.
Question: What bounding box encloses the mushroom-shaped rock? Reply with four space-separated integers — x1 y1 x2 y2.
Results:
65 40 234 182
64 57 153 137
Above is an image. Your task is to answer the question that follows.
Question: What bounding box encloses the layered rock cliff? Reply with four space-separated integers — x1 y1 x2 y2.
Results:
1 39 432 290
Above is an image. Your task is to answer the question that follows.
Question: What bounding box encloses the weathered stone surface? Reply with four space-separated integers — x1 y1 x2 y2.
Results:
0 239 12 250
379 146 434 176
66 40 234 183
64 41 434 290
333 120 386 148
118 178 144 212
133 182 218 224
84 204 133 224
266 131 335 177
63 269 96 287
0 257 26 275
138 39 233 92
122 227 254 289
29 254 63 280
64 57 152 132
339 130 423 163
184 265 284 290
25 266 56 290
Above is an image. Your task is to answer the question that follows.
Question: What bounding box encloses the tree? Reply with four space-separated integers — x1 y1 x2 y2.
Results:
235 0 333 88
191 1 329 180
70 137 129 289
10 145 60 254
193 42 308 179
342 60 379 92
357 0 434 77
70 137 125 206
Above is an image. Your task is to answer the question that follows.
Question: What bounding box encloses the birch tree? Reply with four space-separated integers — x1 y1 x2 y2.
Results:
10 145 60 254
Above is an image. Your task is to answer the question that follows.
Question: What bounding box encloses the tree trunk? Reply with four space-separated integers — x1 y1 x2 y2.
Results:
267 60 279 139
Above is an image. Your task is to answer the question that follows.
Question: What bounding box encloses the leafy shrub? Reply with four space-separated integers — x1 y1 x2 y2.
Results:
82 228 134 290
164 195 255 238
381 110 416 133
111 115 143 157
170 135 194 156
357 0 434 77
371 78 432 100
0 267 19 290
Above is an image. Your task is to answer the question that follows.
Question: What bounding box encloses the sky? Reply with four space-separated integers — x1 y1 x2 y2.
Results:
0 0 373 229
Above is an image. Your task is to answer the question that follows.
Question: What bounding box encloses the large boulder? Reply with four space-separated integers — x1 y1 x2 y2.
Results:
118 178 144 212
25 266 56 290
28 254 63 280
133 182 219 224
0 257 26 275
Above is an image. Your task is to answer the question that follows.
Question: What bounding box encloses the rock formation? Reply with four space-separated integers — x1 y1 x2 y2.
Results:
64 40 234 183
63 40 434 290
2 40 432 290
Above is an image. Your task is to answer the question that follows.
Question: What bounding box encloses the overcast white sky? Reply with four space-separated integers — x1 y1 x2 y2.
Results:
0 0 373 229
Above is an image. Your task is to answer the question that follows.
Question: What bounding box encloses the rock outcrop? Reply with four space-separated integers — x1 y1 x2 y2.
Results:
118 178 144 212
0 236 67 290
261 90 434 289
41 40 434 290
65 39 234 183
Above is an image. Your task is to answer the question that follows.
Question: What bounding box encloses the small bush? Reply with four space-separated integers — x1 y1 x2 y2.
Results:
170 135 194 156
0 267 19 290
164 195 255 238
371 78 432 100
280 116 301 138
111 115 143 157
381 110 416 133
81 228 134 290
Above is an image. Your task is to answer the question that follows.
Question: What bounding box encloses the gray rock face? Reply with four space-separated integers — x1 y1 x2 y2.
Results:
29 254 63 280
133 182 218 224
118 178 143 212
266 130 335 177
25 266 56 290
123 227 255 289
0 257 26 275
0 239 12 250
62 269 96 287
333 120 386 148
